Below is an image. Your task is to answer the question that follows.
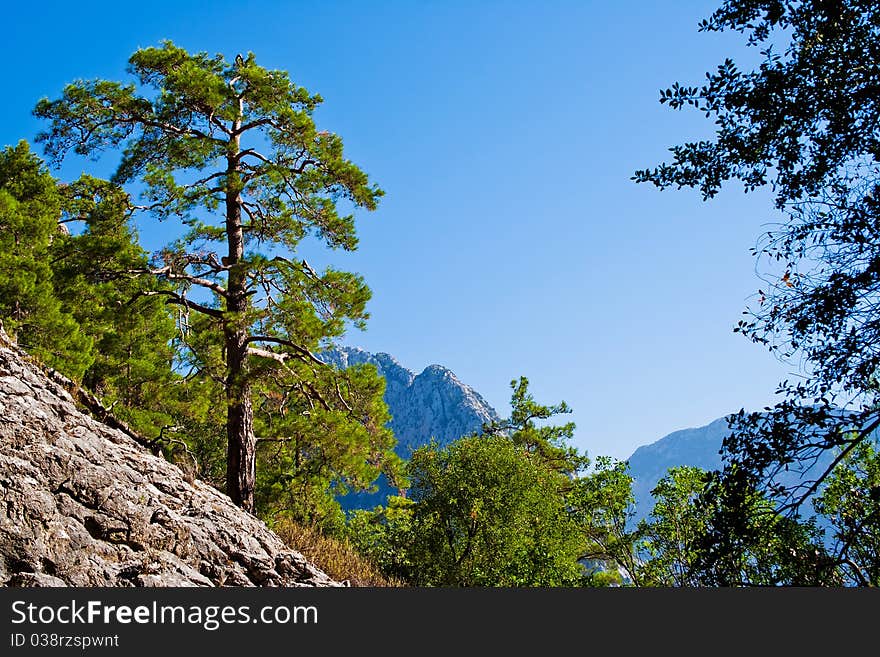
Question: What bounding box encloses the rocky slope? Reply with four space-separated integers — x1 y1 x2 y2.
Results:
322 347 500 508
0 324 341 587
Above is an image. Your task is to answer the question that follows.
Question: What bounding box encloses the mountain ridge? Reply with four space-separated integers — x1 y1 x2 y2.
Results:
324 347 858 523
623 412 875 524
322 346 499 454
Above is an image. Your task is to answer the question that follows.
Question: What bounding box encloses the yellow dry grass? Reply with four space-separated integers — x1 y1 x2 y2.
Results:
273 519 406 587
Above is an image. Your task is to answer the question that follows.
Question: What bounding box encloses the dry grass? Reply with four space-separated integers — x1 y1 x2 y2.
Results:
272 518 406 587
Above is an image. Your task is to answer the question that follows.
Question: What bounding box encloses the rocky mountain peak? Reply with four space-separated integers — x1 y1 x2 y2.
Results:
323 346 499 453
322 346 500 509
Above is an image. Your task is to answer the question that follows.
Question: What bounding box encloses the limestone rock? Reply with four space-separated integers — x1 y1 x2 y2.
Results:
0 325 342 588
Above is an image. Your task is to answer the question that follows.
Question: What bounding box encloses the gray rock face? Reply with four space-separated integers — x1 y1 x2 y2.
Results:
0 325 342 588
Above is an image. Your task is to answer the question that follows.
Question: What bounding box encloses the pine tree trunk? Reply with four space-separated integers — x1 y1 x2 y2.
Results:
225 329 255 511
223 129 256 512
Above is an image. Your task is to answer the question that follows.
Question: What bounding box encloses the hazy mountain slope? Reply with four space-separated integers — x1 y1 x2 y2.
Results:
624 414 861 524
626 416 730 523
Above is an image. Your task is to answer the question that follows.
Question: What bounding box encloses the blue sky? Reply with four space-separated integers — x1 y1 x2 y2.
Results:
3 1 795 460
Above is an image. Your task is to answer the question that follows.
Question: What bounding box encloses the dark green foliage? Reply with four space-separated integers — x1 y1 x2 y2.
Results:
0 142 199 447
0 141 92 377
254 361 398 534
0 141 217 481
634 0 880 520
349 378 603 586
635 466 837 586
345 496 415 580
687 466 840 585
483 376 588 475
51 175 182 440
402 434 585 586
635 467 710 586
568 456 640 586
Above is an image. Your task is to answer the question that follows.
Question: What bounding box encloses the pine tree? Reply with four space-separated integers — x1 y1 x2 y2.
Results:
0 141 93 378
254 360 395 532
35 41 398 511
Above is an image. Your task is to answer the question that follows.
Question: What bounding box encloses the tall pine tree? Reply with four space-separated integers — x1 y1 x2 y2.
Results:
35 42 399 512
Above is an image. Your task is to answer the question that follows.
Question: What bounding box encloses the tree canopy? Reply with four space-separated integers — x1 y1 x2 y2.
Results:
347 378 638 586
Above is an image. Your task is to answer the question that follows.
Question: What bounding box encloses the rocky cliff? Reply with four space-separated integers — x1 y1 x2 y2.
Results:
0 324 341 587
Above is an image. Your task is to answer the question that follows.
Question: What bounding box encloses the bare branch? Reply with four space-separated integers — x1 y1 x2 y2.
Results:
209 115 233 136
135 290 224 319
300 259 321 281
239 201 264 227
236 117 273 134
780 412 880 513
134 114 227 146
334 378 354 414
186 170 227 188
245 335 326 366
131 266 229 298
237 148 273 164
270 255 296 268
246 346 291 364
129 201 167 214
181 252 226 274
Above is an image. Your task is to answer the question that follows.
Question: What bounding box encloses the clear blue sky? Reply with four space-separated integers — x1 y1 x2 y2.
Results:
3 0 795 460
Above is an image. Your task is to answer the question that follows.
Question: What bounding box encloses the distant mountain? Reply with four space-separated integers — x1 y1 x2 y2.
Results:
626 416 730 523
624 414 857 524
321 346 500 509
